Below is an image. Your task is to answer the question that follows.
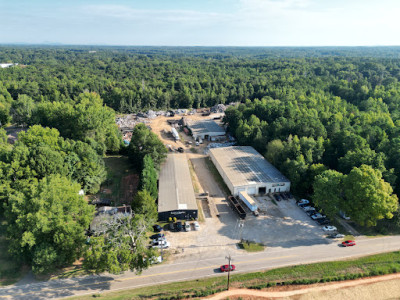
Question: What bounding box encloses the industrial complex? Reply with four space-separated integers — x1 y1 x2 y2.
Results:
209 146 290 196
187 119 225 141
157 153 198 221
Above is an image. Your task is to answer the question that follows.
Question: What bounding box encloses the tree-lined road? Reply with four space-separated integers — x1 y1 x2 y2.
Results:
1 235 400 299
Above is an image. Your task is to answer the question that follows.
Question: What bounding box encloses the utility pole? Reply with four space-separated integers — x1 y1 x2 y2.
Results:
225 254 233 290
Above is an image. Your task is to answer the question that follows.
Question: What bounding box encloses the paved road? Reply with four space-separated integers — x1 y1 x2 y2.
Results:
1 235 400 299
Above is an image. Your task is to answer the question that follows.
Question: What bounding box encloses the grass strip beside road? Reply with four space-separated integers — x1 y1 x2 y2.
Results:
238 240 265 252
72 251 400 300
204 158 231 196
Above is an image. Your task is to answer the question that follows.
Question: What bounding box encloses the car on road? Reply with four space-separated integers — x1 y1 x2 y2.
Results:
327 233 345 239
311 213 326 220
342 240 356 247
297 199 310 206
193 221 200 231
184 221 191 232
220 264 236 272
153 225 163 232
152 241 170 249
175 221 183 231
322 225 337 232
150 233 165 240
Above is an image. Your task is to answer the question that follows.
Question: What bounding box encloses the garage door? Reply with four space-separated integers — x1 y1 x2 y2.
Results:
247 187 256 195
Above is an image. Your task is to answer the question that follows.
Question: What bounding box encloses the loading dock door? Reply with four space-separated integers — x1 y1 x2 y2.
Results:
247 187 256 195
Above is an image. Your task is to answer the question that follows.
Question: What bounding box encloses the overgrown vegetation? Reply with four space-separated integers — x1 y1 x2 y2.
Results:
238 240 265 252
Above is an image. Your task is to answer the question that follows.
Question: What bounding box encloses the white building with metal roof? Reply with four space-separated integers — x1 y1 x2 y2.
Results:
209 146 290 196
158 154 198 221
187 119 225 141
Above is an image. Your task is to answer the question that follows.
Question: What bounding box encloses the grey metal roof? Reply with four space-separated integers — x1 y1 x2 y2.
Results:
209 146 290 187
158 154 197 212
187 119 225 135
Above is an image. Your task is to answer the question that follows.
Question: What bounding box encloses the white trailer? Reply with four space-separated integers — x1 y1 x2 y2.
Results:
238 191 258 212
171 127 180 141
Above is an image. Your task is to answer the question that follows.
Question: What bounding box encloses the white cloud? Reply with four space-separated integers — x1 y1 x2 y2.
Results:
82 4 232 24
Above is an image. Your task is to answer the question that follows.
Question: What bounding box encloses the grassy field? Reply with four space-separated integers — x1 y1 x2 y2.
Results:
204 158 231 196
0 217 25 286
71 250 400 299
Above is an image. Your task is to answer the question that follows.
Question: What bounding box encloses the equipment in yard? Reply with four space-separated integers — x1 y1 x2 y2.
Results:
227 196 246 219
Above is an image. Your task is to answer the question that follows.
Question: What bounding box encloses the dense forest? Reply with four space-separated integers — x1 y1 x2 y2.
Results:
1 46 400 272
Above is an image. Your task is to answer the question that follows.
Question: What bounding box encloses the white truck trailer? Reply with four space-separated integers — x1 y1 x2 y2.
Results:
238 191 258 212
171 127 180 141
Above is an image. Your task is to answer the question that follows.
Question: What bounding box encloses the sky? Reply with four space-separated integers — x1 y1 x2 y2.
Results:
1 0 399 46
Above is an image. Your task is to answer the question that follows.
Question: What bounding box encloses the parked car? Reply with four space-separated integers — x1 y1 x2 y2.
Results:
306 209 318 216
316 218 330 225
342 240 356 247
152 237 167 244
297 199 310 206
169 222 175 231
193 221 200 231
175 221 183 231
322 225 337 232
177 147 184 153
274 194 281 201
195 141 200 146
340 211 351 220
311 213 326 220
153 225 163 232
303 206 316 212
327 233 345 239
184 221 191 232
220 264 236 272
150 233 165 240
152 241 170 249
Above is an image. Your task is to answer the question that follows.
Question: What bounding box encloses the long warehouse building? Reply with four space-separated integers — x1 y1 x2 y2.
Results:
209 146 290 196
158 154 198 221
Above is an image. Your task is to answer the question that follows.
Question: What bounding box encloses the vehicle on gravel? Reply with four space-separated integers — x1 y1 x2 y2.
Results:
152 241 170 249
322 225 337 232
193 221 200 231
342 240 356 247
303 206 316 212
274 194 281 201
311 213 326 220
153 225 163 232
327 233 345 239
150 233 165 240
175 221 183 231
297 199 310 206
152 237 167 244
184 221 191 232
316 218 330 225
220 265 236 272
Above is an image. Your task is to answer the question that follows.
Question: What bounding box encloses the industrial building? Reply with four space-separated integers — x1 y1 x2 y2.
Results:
158 154 198 221
209 146 290 196
187 119 225 141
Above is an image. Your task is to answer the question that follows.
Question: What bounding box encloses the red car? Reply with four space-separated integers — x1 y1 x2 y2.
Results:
342 240 356 247
220 264 236 272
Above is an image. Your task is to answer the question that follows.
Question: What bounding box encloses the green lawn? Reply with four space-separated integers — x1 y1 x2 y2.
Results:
0 217 25 286
71 250 400 299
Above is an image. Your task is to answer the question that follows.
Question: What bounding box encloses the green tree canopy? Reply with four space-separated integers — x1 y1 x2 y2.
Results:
4 175 94 274
343 165 398 226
